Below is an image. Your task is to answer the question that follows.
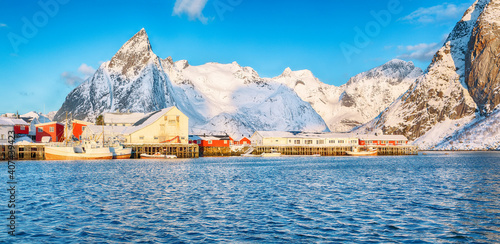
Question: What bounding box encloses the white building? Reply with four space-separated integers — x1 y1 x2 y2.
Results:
0 118 14 144
103 112 146 126
251 131 359 147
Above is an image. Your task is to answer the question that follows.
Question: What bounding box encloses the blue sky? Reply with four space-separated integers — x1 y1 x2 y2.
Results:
0 0 474 114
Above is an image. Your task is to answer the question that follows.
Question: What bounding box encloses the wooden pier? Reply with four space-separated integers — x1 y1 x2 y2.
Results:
0 144 45 161
125 144 199 158
254 145 418 156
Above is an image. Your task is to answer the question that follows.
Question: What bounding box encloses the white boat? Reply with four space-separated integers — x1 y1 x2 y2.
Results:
261 149 281 157
345 147 377 156
45 142 114 160
140 153 177 159
109 146 132 159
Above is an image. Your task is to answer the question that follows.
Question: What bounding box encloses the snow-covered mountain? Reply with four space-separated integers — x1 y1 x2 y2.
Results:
273 60 422 132
356 0 500 150
55 29 329 136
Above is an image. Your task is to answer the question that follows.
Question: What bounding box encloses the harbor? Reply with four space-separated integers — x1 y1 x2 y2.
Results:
0 144 419 161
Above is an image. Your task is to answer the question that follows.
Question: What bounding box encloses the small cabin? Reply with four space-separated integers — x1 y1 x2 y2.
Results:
189 135 232 147
35 122 65 143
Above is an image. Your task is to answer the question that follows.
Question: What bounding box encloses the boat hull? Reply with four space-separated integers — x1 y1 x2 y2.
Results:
345 151 377 156
261 153 281 157
45 146 114 161
140 153 177 159
110 147 132 159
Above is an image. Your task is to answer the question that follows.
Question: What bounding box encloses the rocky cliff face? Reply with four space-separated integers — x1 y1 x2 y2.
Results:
466 0 500 115
355 0 500 149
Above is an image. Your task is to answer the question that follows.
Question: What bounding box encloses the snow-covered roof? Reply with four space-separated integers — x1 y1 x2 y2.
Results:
0 117 29 126
84 125 130 135
358 135 408 141
254 131 356 139
104 112 146 125
122 107 175 135
190 135 231 141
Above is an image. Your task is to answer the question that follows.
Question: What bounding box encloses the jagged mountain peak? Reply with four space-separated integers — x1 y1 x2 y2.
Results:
346 59 422 86
108 28 157 78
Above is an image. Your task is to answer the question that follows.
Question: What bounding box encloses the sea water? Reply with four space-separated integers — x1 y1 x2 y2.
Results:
1 152 499 243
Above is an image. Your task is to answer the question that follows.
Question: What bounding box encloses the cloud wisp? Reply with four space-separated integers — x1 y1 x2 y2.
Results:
401 3 470 24
61 63 96 87
173 0 209 24
397 43 440 62
0 23 7 27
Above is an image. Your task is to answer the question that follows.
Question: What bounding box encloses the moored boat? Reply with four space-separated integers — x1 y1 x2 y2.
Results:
261 149 281 157
110 146 132 159
345 147 377 156
45 144 113 160
140 153 177 159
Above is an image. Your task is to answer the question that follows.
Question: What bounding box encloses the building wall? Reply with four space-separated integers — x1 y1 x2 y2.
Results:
14 125 29 135
359 140 408 146
239 138 251 145
72 122 88 140
36 123 64 142
127 108 189 144
0 125 14 144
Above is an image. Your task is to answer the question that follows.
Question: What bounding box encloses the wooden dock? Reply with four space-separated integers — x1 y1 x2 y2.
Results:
0 144 45 161
254 145 418 156
125 144 199 158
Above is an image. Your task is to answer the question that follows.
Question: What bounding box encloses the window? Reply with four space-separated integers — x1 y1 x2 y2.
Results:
139 136 144 140
317 140 325 144
154 136 158 140
338 140 345 144
82 126 86 131
208 140 212 144
329 140 335 144
243 141 247 145
305 140 313 145
20 126 25 130
38 128 43 132
294 140 300 144
168 120 176 125
49 127 54 132
1 134 4 140
197 140 201 144
224 140 228 144
275 139 279 142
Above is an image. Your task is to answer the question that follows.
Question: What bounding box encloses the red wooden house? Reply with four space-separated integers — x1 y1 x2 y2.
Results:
36 122 65 143
189 135 233 147
232 136 251 145
11 119 29 136
358 135 408 146
71 120 92 141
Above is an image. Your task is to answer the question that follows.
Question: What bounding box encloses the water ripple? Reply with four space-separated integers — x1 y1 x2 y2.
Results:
0 152 499 242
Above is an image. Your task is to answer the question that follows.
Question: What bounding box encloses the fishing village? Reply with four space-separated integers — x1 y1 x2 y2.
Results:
0 106 418 161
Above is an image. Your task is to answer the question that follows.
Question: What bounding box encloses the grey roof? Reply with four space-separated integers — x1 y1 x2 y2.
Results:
122 107 175 135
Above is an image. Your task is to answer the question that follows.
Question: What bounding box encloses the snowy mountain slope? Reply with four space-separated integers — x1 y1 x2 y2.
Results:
162 59 329 135
55 29 329 136
432 108 500 150
273 59 422 132
354 0 491 149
